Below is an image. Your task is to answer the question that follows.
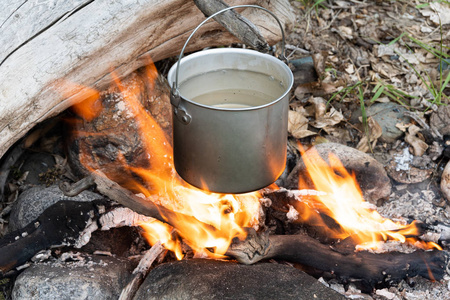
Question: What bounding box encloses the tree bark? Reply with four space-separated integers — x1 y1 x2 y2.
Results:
0 0 294 159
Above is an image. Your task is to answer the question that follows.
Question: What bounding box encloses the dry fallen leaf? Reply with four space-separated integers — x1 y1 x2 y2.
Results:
405 125 428 156
336 26 353 40
310 97 327 119
310 107 344 129
288 110 316 139
420 2 450 25
395 122 411 133
386 160 433 184
370 60 403 78
356 117 383 153
345 64 355 74
441 161 450 201
322 127 352 144
430 105 450 136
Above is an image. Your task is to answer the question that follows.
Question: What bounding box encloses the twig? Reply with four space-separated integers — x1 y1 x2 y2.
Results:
119 241 165 300
285 44 311 57
319 9 342 32
59 175 95 197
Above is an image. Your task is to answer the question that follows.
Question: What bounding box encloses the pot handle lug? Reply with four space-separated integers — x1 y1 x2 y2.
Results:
170 88 191 125
172 4 287 98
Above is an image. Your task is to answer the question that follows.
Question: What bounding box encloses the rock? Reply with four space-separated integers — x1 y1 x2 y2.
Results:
9 184 103 231
286 143 391 204
352 102 410 143
134 259 346 300
430 105 450 137
20 152 56 185
12 255 133 300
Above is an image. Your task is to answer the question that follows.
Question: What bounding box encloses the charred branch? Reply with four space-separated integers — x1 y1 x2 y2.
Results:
227 231 449 288
0 200 101 276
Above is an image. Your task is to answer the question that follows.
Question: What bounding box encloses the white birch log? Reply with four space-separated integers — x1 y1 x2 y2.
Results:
0 0 294 159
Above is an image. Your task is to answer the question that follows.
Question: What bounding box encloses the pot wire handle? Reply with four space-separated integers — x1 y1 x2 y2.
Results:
171 4 287 99
171 4 287 125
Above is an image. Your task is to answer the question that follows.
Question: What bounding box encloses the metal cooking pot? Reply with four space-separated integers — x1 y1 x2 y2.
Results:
167 5 293 193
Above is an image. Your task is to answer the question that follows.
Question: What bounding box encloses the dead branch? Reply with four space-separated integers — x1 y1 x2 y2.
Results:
119 241 165 300
91 170 217 237
59 175 95 197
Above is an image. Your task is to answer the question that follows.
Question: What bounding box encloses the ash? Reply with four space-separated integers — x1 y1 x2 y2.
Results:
378 191 450 225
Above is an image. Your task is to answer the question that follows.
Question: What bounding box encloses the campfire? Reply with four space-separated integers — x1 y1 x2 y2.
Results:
1 0 450 299
0 58 448 298
66 59 441 261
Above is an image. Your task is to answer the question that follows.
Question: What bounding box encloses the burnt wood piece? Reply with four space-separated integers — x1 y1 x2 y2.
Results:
65 71 173 189
194 0 270 52
227 231 448 288
0 200 99 276
268 235 448 286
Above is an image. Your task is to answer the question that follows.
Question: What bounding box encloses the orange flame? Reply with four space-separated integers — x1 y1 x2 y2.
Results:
296 144 441 251
67 57 439 259
72 59 260 258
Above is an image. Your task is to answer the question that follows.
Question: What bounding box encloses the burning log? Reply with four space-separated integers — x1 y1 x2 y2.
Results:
65 70 173 188
0 0 294 160
226 231 448 289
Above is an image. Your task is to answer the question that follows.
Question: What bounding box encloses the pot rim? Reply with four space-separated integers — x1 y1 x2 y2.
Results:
168 48 294 111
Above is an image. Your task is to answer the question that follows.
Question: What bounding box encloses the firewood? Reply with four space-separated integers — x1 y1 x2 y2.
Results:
119 241 165 300
59 175 95 197
0 200 100 276
65 71 173 188
226 230 448 288
91 171 164 222
91 170 217 236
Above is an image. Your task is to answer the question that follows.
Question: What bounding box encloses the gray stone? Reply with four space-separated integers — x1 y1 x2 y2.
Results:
366 102 410 143
9 184 103 231
12 255 133 300
352 102 410 143
21 152 56 185
134 259 346 300
287 142 391 204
